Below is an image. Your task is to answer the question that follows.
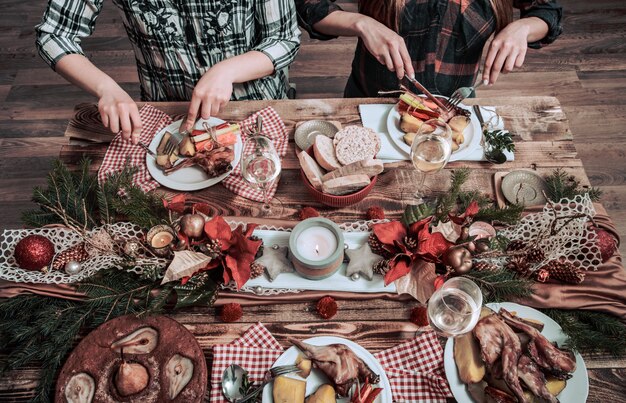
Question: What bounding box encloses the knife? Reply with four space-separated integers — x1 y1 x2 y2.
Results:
404 74 449 111
472 104 485 127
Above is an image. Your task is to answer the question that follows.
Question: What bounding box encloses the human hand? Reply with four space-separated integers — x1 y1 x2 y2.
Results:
182 65 234 132
355 16 414 80
482 20 531 85
98 85 142 144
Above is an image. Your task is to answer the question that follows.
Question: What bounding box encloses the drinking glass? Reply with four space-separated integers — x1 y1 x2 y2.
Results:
427 277 483 337
410 119 452 200
240 135 282 215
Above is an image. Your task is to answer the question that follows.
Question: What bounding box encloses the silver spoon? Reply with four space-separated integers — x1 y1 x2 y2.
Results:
222 364 248 402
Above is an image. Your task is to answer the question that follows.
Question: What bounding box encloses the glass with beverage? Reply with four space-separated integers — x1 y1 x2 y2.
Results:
240 135 282 215
427 277 483 337
410 119 452 200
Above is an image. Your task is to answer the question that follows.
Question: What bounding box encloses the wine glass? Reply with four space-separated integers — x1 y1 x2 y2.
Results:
410 119 452 201
427 277 483 337
240 135 282 215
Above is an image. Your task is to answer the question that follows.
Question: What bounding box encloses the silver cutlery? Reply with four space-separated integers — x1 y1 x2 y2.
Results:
137 141 157 158
221 364 299 403
445 80 485 110
403 74 449 112
473 104 506 164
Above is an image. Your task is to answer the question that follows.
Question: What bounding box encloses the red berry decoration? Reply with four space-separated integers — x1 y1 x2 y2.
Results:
13 234 55 271
298 207 320 221
220 303 243 323
316 296 338 319
410 306 429 327
366 206 385 220
593 227 618 263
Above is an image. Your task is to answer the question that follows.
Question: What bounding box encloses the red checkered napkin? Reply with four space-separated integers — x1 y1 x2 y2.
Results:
221 106 288 202
374 331 453 402
97 105 173 192
210 323 284 402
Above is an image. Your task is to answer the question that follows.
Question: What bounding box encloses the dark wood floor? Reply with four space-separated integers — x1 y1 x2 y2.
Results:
0 0 625 255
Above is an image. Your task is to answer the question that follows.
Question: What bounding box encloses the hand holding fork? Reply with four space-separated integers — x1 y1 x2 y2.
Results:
443 80 487 111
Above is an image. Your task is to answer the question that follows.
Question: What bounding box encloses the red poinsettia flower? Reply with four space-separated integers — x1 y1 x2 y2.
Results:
200 216 262 290
449 200 480 225
372 217 453 286
163 194 187 213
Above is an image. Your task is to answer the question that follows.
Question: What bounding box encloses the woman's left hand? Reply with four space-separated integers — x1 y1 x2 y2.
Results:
183 66 234 131
482 20 531 85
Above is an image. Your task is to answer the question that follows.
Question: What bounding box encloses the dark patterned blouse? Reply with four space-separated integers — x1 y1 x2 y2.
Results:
295 0 562 97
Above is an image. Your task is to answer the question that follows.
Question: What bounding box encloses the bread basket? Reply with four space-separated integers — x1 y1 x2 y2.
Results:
300 147 377 208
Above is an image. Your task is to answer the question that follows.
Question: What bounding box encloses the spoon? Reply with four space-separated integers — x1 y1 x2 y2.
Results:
221 364 248 402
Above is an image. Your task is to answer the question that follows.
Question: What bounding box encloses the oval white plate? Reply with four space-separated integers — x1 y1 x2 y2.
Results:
146 117 242 191
386 97 482 162
443 302 589 403
263 336 392 403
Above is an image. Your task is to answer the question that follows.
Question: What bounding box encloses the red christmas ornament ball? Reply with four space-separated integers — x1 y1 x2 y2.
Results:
316 296 338 319
366 206 385 220
593 227 618 262
410 306 429 327
298 207 320 221
13 234 55 271
220 303 243 323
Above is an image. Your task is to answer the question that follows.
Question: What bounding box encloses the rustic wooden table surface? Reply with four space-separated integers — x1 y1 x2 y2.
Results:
1 97 624 402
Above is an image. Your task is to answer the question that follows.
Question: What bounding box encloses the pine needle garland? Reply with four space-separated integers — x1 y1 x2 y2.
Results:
462 268 535 302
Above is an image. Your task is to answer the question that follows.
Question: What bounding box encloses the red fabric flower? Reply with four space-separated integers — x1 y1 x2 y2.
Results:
220 303 243 322
434 275 446 290
298 207 320 220
410 306 429 327
316 296 338 319
198 216 262 290
163 194 187 213
449 200 480 225
366 206 385 220
372 218 453 286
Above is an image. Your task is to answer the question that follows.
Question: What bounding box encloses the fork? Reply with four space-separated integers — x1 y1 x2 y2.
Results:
444 80 486 110
235 365 300 402
164 116 199 156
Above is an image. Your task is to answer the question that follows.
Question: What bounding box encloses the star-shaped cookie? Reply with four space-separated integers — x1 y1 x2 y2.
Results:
345 243 383 281
253 245 294 282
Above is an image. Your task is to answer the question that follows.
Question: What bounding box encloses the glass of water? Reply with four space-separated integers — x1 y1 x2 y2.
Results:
427 277 482 337
240 135 282 215
410 119 452 201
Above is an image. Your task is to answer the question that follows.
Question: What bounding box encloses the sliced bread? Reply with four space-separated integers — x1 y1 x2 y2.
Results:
297 150 324 190
321 158 384 182
333 126 381 165
322 174 371 195
313 135 342 171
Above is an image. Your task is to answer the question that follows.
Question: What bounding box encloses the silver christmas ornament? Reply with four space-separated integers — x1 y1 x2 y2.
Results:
344 243 349 250
64 260 83 275
123 241 141 257
253 286 263 294
350 273 361 281
272 244 280 250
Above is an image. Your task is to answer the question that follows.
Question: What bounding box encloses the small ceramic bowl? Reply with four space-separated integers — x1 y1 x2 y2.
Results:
300 147 377 208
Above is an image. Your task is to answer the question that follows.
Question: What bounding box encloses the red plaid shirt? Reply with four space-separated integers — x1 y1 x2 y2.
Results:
296 0 562 97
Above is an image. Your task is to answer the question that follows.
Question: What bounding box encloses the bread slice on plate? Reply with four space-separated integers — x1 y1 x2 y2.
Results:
297 150 324 190
313 135 342 171
333 126 381 165
322 174 371 195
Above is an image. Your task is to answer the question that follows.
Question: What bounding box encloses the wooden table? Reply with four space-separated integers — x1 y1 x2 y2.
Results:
1 97 624 402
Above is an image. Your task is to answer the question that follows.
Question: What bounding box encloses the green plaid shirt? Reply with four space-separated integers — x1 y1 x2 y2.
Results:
296 0 562 98
36 0 301 102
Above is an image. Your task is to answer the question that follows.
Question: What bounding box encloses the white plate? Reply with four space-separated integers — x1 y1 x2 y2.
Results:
444 302 589 403
146 117 242 191
263 336 393 403
385 97 482 162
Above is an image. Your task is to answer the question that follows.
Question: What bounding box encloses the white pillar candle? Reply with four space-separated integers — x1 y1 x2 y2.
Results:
296 227 338 261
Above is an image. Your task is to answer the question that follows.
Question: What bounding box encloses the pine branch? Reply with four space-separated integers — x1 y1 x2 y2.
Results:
435 168 470 220
541 309 626 355
545 168 603 202
474 204 524 225
462 269 534 302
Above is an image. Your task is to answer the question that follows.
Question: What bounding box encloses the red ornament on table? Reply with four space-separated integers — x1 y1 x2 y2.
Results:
220 303 243 323
298 207 320 220
410 306 429 327
366 206 385 220
316 296 338 319
593 227 618 262
13 234 55 271
535 268 550 283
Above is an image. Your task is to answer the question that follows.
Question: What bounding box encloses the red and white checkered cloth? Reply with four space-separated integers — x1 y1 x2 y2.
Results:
97 105 172 191
222 106 288 202
209 323 452 402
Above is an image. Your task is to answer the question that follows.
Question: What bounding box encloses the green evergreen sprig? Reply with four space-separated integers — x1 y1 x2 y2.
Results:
462 269 535 302
545 168 602 202
484 129 515 153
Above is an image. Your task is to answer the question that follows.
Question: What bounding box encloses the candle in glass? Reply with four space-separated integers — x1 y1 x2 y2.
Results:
296 227 338 261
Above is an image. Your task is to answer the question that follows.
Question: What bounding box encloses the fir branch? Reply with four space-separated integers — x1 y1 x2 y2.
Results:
541 309 626 356
435 168 470 220
462 269 534 302
545 168 602 202
474 204 524 225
